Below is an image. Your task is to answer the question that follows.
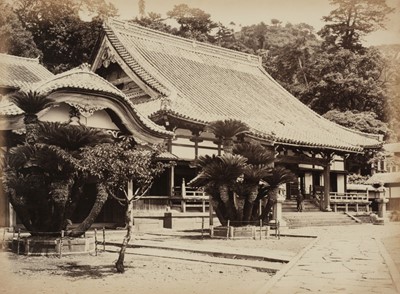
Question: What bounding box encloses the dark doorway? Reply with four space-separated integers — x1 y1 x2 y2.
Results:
330 173 338 192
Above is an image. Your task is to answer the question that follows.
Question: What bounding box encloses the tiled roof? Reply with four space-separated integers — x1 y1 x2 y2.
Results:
0 57 171 138
0 53 53 89
384 143 400 154
366 172 400 185
28 64 126 98
0 95 23 116
27 65 172 137
103 19 381 152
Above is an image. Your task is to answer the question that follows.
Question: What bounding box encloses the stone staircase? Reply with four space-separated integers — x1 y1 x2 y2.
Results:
282 199 320 213
282 199 359 228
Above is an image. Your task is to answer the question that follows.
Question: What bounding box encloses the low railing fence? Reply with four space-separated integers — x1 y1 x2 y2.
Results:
4 227 107 257
329 192 370 212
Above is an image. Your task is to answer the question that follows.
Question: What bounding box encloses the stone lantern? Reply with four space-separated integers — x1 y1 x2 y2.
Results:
372 182 388 225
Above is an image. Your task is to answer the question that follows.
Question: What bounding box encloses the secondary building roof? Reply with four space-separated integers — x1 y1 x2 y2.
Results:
0 53 53 90
0 54 172 142
366 172 400 185
384 143 400 154
28 64 128 99
99 18 381 153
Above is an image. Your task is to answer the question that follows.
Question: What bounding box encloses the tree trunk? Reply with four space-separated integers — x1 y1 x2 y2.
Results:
243 187 258 223
218 184 235 222
222 139 234 154
236 197 245 225
50 179 73 232
64 180 84 223
24 115 38 145
8 190 34 232
68 183 108 237
115 200 134 273
210 198 227 226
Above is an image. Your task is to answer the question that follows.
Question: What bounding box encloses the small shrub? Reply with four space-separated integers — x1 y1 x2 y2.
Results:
390 210 400 222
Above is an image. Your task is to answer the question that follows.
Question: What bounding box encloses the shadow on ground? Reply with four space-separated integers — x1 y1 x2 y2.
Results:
56 262 121 279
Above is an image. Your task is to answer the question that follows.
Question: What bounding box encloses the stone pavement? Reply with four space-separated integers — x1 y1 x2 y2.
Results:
257 223 400 294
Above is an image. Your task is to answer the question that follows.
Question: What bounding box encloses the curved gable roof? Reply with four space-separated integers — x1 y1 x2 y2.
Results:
0 59 172 142
101 19 381 152
28 64 126 99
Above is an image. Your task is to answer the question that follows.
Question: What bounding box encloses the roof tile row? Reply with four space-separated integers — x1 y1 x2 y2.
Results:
103 19 380 152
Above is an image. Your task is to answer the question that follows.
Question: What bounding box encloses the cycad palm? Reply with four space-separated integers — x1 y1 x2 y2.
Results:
234 143 274 223
2 121 114 235
196 154 247 224
207 119 249 154
38 122 113 153
11 90 53 144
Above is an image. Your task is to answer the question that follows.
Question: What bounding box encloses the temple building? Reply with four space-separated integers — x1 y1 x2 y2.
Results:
0 19 383 227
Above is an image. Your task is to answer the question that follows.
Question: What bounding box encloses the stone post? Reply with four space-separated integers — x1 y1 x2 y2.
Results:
377 186 388 218
372 184 388 225
273 187 287 228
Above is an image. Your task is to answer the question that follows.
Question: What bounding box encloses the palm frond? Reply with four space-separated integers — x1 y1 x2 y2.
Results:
196 154 219 168
37 122 113 151
5 143 76 176
264 166 296 188
11 90 53 114
197 154 247 186
243 164 272 183
207 119 249 139
234 142 274 165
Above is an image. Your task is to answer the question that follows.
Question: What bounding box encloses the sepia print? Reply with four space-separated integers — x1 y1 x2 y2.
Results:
0 0 399 293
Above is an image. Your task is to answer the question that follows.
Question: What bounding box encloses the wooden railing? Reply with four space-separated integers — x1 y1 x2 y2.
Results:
329 192 370 212
171 187 209 213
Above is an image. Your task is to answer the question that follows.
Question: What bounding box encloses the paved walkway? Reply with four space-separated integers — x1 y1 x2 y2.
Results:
258 223 400 294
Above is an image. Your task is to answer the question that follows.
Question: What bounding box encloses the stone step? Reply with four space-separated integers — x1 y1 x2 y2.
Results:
282 199 320 213
283 212 353 218
288 221 359 228
283 211 358 228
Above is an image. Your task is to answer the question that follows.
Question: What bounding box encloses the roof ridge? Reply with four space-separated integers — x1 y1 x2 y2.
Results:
107 18 261 66
0 53 41 63
31 65 124 96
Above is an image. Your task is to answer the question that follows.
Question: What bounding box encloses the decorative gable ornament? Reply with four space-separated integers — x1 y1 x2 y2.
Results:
101 47 116 68
160 96 172 111
66 101 106 118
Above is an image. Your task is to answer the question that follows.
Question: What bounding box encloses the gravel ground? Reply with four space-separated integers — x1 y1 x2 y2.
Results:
0 231 312 294
381 234 400 273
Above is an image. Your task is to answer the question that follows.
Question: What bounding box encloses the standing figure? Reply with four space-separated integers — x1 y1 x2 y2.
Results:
297 191 304 212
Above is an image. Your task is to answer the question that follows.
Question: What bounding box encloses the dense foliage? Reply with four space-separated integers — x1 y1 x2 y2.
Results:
13 0 117 73
0 0 41 58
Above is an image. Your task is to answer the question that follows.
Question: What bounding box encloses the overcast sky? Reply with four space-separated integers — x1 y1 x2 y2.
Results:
108 0 400 46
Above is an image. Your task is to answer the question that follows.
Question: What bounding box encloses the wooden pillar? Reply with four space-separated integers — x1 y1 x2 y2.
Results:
323 163 332 211
181 178 186 197
209 195 214 226
190 131 203 160
169 165 175 197
213 139 222 156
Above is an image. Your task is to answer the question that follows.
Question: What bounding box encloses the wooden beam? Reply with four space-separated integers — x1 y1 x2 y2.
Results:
110 76 132 86
276 154 329 167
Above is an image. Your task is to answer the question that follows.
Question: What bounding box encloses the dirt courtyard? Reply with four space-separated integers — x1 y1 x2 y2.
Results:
0 230 313 294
